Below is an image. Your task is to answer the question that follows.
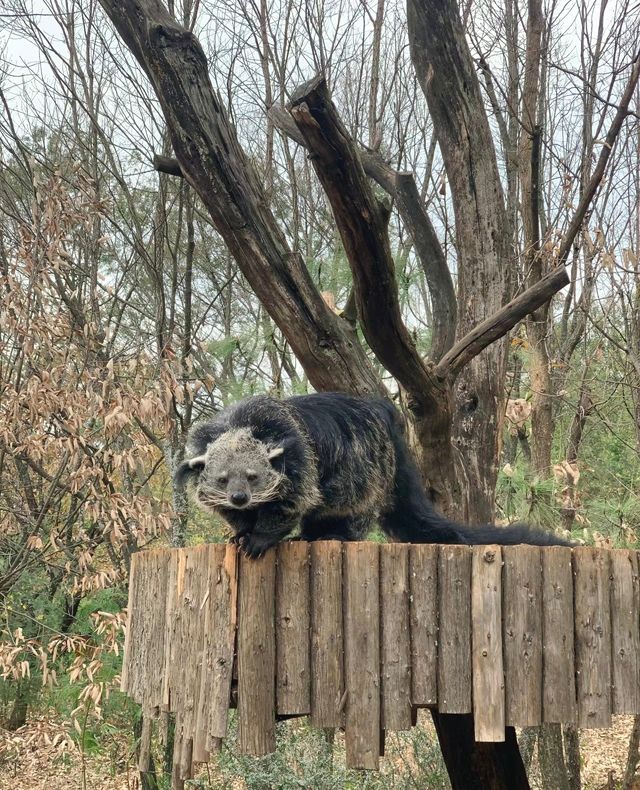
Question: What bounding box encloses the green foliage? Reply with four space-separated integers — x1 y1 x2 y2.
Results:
200 716 449 790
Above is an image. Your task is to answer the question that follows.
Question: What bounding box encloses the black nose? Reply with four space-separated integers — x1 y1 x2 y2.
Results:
230 491 249 506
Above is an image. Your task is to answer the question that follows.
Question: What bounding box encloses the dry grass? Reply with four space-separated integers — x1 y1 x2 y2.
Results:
1 714 638 789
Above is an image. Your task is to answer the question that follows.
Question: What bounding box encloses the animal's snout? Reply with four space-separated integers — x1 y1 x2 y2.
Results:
230 491 249 507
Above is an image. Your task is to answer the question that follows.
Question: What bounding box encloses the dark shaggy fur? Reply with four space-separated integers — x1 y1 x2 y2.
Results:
176 392 570 557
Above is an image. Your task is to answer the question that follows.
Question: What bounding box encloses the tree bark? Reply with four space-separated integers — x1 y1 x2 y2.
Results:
408 0 512 524
267 104 457 361
97 0 382 398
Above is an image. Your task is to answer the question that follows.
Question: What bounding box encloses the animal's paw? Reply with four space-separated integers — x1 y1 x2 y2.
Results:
238 532 277 559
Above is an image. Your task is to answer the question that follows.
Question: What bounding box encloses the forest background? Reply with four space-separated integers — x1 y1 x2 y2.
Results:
0 0 639 787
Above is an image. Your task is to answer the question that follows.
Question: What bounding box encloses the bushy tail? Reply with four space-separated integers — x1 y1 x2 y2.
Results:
381 423 571 548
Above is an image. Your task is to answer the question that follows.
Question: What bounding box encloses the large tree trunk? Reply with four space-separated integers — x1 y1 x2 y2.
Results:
408 0 512 524
407 1 525 785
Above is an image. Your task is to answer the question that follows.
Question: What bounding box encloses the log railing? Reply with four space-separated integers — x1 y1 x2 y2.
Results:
122 542 639 779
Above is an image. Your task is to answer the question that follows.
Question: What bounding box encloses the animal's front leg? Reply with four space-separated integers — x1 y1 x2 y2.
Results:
240 513 299 559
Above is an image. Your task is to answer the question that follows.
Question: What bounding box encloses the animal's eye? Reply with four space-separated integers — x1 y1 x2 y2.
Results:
246 471 258 482
216 475 228 486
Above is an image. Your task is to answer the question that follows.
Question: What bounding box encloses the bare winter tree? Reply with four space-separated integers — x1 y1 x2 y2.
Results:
90 0 640 787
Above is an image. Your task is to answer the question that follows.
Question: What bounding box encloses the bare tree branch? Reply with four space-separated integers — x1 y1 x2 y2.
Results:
287 75 446 410
97 0 382 397
268 103 457 360
436 265 569 379
555 48 640 268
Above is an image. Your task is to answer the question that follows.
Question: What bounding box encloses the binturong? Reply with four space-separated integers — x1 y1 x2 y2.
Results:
176 392 571 558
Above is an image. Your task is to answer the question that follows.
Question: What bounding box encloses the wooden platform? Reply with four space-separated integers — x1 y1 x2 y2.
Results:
122 542 640 777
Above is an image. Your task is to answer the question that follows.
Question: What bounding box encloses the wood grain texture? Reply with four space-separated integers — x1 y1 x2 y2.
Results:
503 545 542 727
276 541 311 715
409 544 438 706
177 546 210 777
471 546 504 742
574 547 612 728
238 549 277 756
124 550 169 708
542 547 577 723
438 545 472 714
380 543 411 730
610 549 639 714
310 541 344 728
192 545 238 759
344 542 381 769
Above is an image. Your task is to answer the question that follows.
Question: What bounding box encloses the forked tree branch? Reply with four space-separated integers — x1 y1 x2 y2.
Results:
287 75 447 410
97 0 382 397
436 48 640 380
268 104 457 361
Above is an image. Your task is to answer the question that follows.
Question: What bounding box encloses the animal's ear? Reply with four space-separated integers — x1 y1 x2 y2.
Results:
175 454 207 487
267 446 284 462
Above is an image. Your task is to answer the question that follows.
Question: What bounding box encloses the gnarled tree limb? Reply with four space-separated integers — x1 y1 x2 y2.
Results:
436 265 569 380
287 75 448 413
268 104 457 360
97 0 382 397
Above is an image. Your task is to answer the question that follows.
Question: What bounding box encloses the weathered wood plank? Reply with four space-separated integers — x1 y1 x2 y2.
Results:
137 715 152 772
610 549 639 714
344 542 381 770
574 547 612 728
409 544 438 706
542 546 577 723
162 549 184 711
438 545 472 714
193 544 237 762
471 545 504 742
207 545 238 748
380 543 411 730
146 550 170 711
178 545 210 777
503 545 542 728
120 549 140 695
124 550 169 707
192 545 216 764
276 541 311 715
310 541 344 728
238 549 277 756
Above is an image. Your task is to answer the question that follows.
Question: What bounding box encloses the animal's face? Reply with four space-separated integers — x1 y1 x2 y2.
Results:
179 429 284 511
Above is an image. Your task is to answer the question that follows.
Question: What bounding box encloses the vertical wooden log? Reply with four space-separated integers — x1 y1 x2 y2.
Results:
344 542 381 770
574 546 612 728
238 549 277 756
409 544 438 706
178 546 210 777
310 541 344 728
146 550 169 711
276 541 311 715
542 546 577 723
438 545 472 714
171 716 185 790
503 546 542 728
137 715 153 772
192 544 238 755
120 549 140 694
611 550 639 713
380 543 411 730
163 550 184 711
471 545 504 742
192 545 216 764
209 545 238 742
192 543 236 764
125 550 169 708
